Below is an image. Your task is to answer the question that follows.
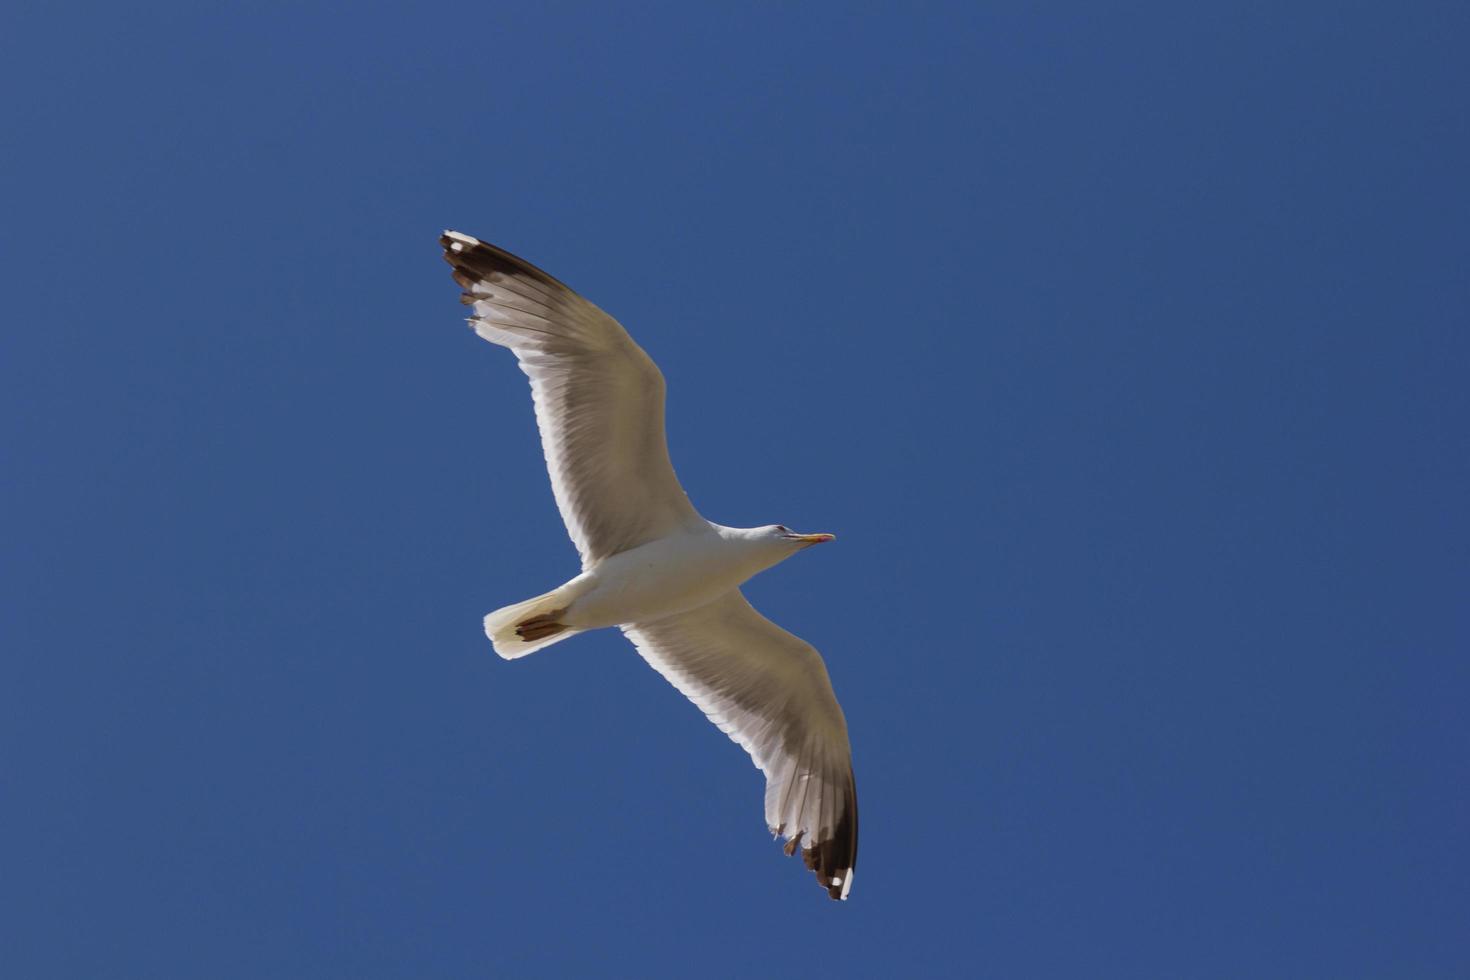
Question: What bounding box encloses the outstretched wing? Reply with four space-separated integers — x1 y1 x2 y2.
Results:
622 590 858 900
441 231 703 566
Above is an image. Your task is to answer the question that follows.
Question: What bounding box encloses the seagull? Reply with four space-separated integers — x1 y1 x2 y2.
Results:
440 231 858 900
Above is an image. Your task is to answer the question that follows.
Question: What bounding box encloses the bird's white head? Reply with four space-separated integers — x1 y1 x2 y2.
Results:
714 524 836 577
768 524 836 548
712 524 836 576
736 523 836 558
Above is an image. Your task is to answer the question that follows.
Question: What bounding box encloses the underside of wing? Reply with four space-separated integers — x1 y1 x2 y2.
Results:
622 591 858 900
440 231 702 565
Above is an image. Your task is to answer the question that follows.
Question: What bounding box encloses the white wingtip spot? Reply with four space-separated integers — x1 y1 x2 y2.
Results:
839 870 853 899
443 230 479 249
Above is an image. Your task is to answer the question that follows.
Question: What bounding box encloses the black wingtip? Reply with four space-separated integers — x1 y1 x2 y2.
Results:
438 230 571 293
785 776 859 901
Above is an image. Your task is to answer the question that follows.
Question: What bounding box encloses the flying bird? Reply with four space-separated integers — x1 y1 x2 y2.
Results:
440 231 858 900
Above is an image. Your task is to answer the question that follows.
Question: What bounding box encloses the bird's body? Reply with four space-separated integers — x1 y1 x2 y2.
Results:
552 525 807 631
441 230 858 900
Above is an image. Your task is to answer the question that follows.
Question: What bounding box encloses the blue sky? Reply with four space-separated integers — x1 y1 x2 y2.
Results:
4 3 1467 977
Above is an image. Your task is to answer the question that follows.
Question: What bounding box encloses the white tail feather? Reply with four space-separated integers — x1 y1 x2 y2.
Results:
483 588 584 660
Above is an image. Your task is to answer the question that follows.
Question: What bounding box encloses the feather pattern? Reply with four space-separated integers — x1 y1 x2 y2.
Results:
623 590 858 899
440 231 703 567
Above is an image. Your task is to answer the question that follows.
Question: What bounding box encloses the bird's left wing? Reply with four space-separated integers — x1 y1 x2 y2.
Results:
440 231 703 567
622 590 858 900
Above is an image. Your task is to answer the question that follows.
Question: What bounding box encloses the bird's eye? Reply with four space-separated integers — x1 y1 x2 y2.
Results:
775 525 789 533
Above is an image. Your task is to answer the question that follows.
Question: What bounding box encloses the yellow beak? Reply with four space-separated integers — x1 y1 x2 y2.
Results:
792 533 836 545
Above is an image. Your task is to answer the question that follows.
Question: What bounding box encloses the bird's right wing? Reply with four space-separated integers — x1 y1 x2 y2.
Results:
441 231 704 567
622 590 858 900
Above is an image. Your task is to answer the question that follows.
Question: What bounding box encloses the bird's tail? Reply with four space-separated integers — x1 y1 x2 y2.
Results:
483 587 585 660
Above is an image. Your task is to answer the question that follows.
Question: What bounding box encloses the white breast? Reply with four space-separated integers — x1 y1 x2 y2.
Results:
563 528 765 629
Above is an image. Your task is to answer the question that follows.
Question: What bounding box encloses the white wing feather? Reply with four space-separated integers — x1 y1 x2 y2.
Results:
622 590 858 899
441 231 703 566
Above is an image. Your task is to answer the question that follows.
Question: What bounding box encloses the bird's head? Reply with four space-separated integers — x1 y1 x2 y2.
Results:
763 524 837 549
721 524 837 571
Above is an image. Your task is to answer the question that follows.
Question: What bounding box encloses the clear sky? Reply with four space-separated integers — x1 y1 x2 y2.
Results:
4 3 1467 977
